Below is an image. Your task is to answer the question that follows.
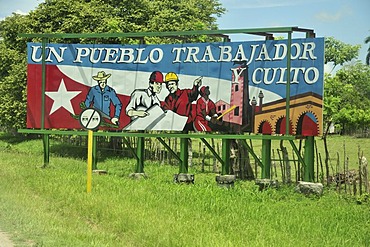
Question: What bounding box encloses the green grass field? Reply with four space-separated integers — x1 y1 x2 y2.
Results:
0 133 369 246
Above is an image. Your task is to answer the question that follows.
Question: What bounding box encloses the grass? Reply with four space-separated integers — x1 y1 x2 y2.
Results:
0 134 369 246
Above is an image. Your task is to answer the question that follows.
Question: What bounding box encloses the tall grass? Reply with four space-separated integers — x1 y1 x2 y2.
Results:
0 135 369 246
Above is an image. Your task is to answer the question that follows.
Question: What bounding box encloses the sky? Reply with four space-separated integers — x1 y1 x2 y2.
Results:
0 0 369 65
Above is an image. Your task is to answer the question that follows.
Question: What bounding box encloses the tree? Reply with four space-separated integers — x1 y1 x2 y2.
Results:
324 62 370 135
365 34 370 65
324 36 361 73
0 0 225 132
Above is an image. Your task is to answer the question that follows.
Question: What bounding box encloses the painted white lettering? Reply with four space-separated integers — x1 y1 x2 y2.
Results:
300 42 317 60
218 46 232 62
200 45 216 62
102 48 119 63
230 67 247 83
74 48 90 63
251 68 263 84
273 43 287 60
184 47 200 63
304 67 319 84
256 44 271 61
291 43 301 60
117 48 135 63
263 68 279 84
247 45 259 65
149 48 163 63
291 67 305 83
232 44 248 62
89 48 104 64
45 47 67 63
172 47 186 63
134 48 148 64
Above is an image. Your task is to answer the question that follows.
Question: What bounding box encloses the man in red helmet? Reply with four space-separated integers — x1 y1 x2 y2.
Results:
126 71 164 120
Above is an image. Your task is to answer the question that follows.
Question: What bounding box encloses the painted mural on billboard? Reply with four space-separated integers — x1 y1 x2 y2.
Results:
26 38 324 135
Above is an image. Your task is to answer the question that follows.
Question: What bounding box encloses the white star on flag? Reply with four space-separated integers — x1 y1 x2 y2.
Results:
45 79 81 115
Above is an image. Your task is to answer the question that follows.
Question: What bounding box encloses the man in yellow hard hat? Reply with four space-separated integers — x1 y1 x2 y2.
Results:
162 72 202 131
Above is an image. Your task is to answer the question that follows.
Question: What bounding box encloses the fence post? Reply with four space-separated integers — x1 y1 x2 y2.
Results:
304 136 315 181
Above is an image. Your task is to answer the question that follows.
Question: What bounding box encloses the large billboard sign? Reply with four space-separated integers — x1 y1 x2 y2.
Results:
27 38 324 135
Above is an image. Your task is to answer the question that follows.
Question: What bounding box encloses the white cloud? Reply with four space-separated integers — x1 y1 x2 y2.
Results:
13 9 29 15
221 0 325 9
315 6 353 22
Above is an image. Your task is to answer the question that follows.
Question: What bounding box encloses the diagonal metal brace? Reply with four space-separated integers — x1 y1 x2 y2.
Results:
156 137 182 163
289 140 306 168
200 138 224 166
240 139 263 168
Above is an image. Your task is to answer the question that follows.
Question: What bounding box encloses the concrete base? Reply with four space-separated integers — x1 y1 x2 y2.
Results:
216 175 236 188
93 169 108 175
255 179 279 191
174 173 194 184
129 173 147 180
295 181 323 196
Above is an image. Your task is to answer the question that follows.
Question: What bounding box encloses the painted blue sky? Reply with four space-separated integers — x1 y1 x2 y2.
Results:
1 0 369 65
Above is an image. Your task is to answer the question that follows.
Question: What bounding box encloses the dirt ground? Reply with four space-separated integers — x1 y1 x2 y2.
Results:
0 231 13 247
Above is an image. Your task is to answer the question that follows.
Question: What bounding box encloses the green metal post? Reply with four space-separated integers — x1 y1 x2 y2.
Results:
41 38 47 130
286 32 292 135
92 135 97 170
136 137 145 173
221 139 230 175
179 138 189 173
304 136 315 181
261 139 271 178
42 134 49 167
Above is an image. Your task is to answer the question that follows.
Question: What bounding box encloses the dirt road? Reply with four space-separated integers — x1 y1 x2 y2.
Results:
0 231 13 247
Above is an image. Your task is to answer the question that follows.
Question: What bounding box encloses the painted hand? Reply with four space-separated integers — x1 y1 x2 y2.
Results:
111 117 119 125
193 76 203 87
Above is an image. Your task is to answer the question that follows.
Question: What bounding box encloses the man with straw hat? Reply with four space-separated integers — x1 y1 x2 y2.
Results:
84 71 122 125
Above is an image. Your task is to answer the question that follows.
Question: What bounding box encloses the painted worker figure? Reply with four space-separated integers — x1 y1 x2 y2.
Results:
194 86 218 131
84 71 122 125
126 71 164 120
162 72 202 131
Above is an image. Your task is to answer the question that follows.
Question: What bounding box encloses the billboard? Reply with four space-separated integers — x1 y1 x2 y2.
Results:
27 38 324 135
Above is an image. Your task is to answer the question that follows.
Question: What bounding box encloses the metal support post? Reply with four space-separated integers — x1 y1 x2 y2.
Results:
304 136 315 181
261 139 271 178
92 135 97 170
136 137 145 173
221 139 230 175
42 134 49 167
179 138 189 173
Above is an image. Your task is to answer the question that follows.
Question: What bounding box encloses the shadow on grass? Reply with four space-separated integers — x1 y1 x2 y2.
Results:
50 142 135 162
0 133 40 144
